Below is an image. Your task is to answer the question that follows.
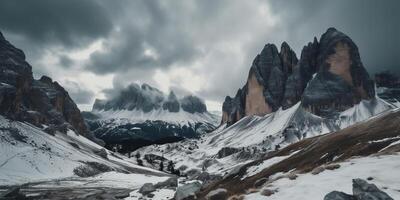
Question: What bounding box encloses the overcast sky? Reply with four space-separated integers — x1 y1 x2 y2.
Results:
0 0 399 111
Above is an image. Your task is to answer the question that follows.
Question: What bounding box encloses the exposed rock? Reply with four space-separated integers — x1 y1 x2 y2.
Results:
324 191 355 200
311 166 325 175
217 147 240 158
323 179 394 200
94 148 108 159
163 91 180 112
221 28 375 126
0 187 26 199
325 164 341 170
73 162 113 177
254 178 268 188
302 28 374 116
283 37 319 109
180 95 207 113
280 41 298 76
155 177 178 189
174 181 202 200
352 179 393 200
206 188 228 200
260 188 275 197
195 172 222 185
0 31 89 136
138 183 156 196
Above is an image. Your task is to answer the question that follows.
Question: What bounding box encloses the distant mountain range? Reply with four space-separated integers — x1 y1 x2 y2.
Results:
82 83 219 152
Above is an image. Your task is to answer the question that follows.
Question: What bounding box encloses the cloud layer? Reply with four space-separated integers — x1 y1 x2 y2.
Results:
0 0 398 110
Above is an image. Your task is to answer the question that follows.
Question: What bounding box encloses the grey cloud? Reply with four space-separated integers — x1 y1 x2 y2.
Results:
58 55 74 68
1 0 398 109
63 80 95 104
87 1 200 74
268 0 400 74
0 0 112 48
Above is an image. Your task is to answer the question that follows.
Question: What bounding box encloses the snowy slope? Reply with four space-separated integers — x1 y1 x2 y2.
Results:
245 154 400 200
0 115 168 186
134 97 395 177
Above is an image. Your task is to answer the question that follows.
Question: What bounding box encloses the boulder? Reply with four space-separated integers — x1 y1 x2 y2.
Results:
352 179 393 200
324 191 355 200
254 178 268 188
206 188 228 200
217 147 240 158
138 183 156 196
155 177 178 189
174 181 202 200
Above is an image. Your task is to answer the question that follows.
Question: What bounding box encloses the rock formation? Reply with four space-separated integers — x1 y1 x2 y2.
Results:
0 31 89 136
222 28 375 125
93 83 208 114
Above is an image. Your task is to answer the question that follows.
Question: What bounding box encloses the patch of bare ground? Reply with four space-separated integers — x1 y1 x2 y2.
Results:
196 109 400 199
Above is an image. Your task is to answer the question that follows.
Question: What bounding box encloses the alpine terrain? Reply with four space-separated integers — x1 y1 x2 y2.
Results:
0 11 399 200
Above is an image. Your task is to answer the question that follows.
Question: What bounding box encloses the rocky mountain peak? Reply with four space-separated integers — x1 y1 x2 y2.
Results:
180 95 207 114
222 27 375 125
92 83 208 114
0 31 89 136
163 91 180 112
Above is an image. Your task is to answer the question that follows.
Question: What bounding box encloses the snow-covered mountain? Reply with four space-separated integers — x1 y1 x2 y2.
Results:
83 84 220 152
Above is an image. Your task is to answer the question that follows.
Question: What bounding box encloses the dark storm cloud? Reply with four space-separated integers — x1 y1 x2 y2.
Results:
0 0 112 47
58 55 74 68
268 0 400 74
86 1 201 74
0 0 398 108
63 81 95 104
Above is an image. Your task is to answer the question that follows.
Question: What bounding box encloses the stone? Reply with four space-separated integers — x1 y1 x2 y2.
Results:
311 166 325 175
155 177 178 189
217 147 240 158
324 191 355 200
206 188 228 200
287 173 298 180
260 189 275 197
325 164 341 170
254 178 268 188
174 181 202 200
352 179 393 200
138 183 156 196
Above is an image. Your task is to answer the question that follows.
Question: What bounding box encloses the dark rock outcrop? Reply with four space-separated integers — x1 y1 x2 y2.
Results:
222 28 375 125
180 95 207 113
302 28 374 116
163 91 180 112
0 31 89 136
324 179 393 200
375 71 400 104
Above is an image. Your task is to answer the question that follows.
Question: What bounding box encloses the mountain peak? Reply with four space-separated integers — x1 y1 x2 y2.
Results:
222 28 375 125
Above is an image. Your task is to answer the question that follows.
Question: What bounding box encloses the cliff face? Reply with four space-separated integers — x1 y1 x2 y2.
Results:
0 31 88 136
222 28 375 125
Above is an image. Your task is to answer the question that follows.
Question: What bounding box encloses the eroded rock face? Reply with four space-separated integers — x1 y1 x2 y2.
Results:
222 27 375 125
0 31 89 136
302 28 374 116
245 71 272 116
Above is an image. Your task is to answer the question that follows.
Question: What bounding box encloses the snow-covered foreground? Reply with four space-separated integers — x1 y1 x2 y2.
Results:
245 153 400 200
0 115 169 187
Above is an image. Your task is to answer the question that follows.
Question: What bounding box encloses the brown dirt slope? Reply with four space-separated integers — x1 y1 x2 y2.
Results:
197 108 400 199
